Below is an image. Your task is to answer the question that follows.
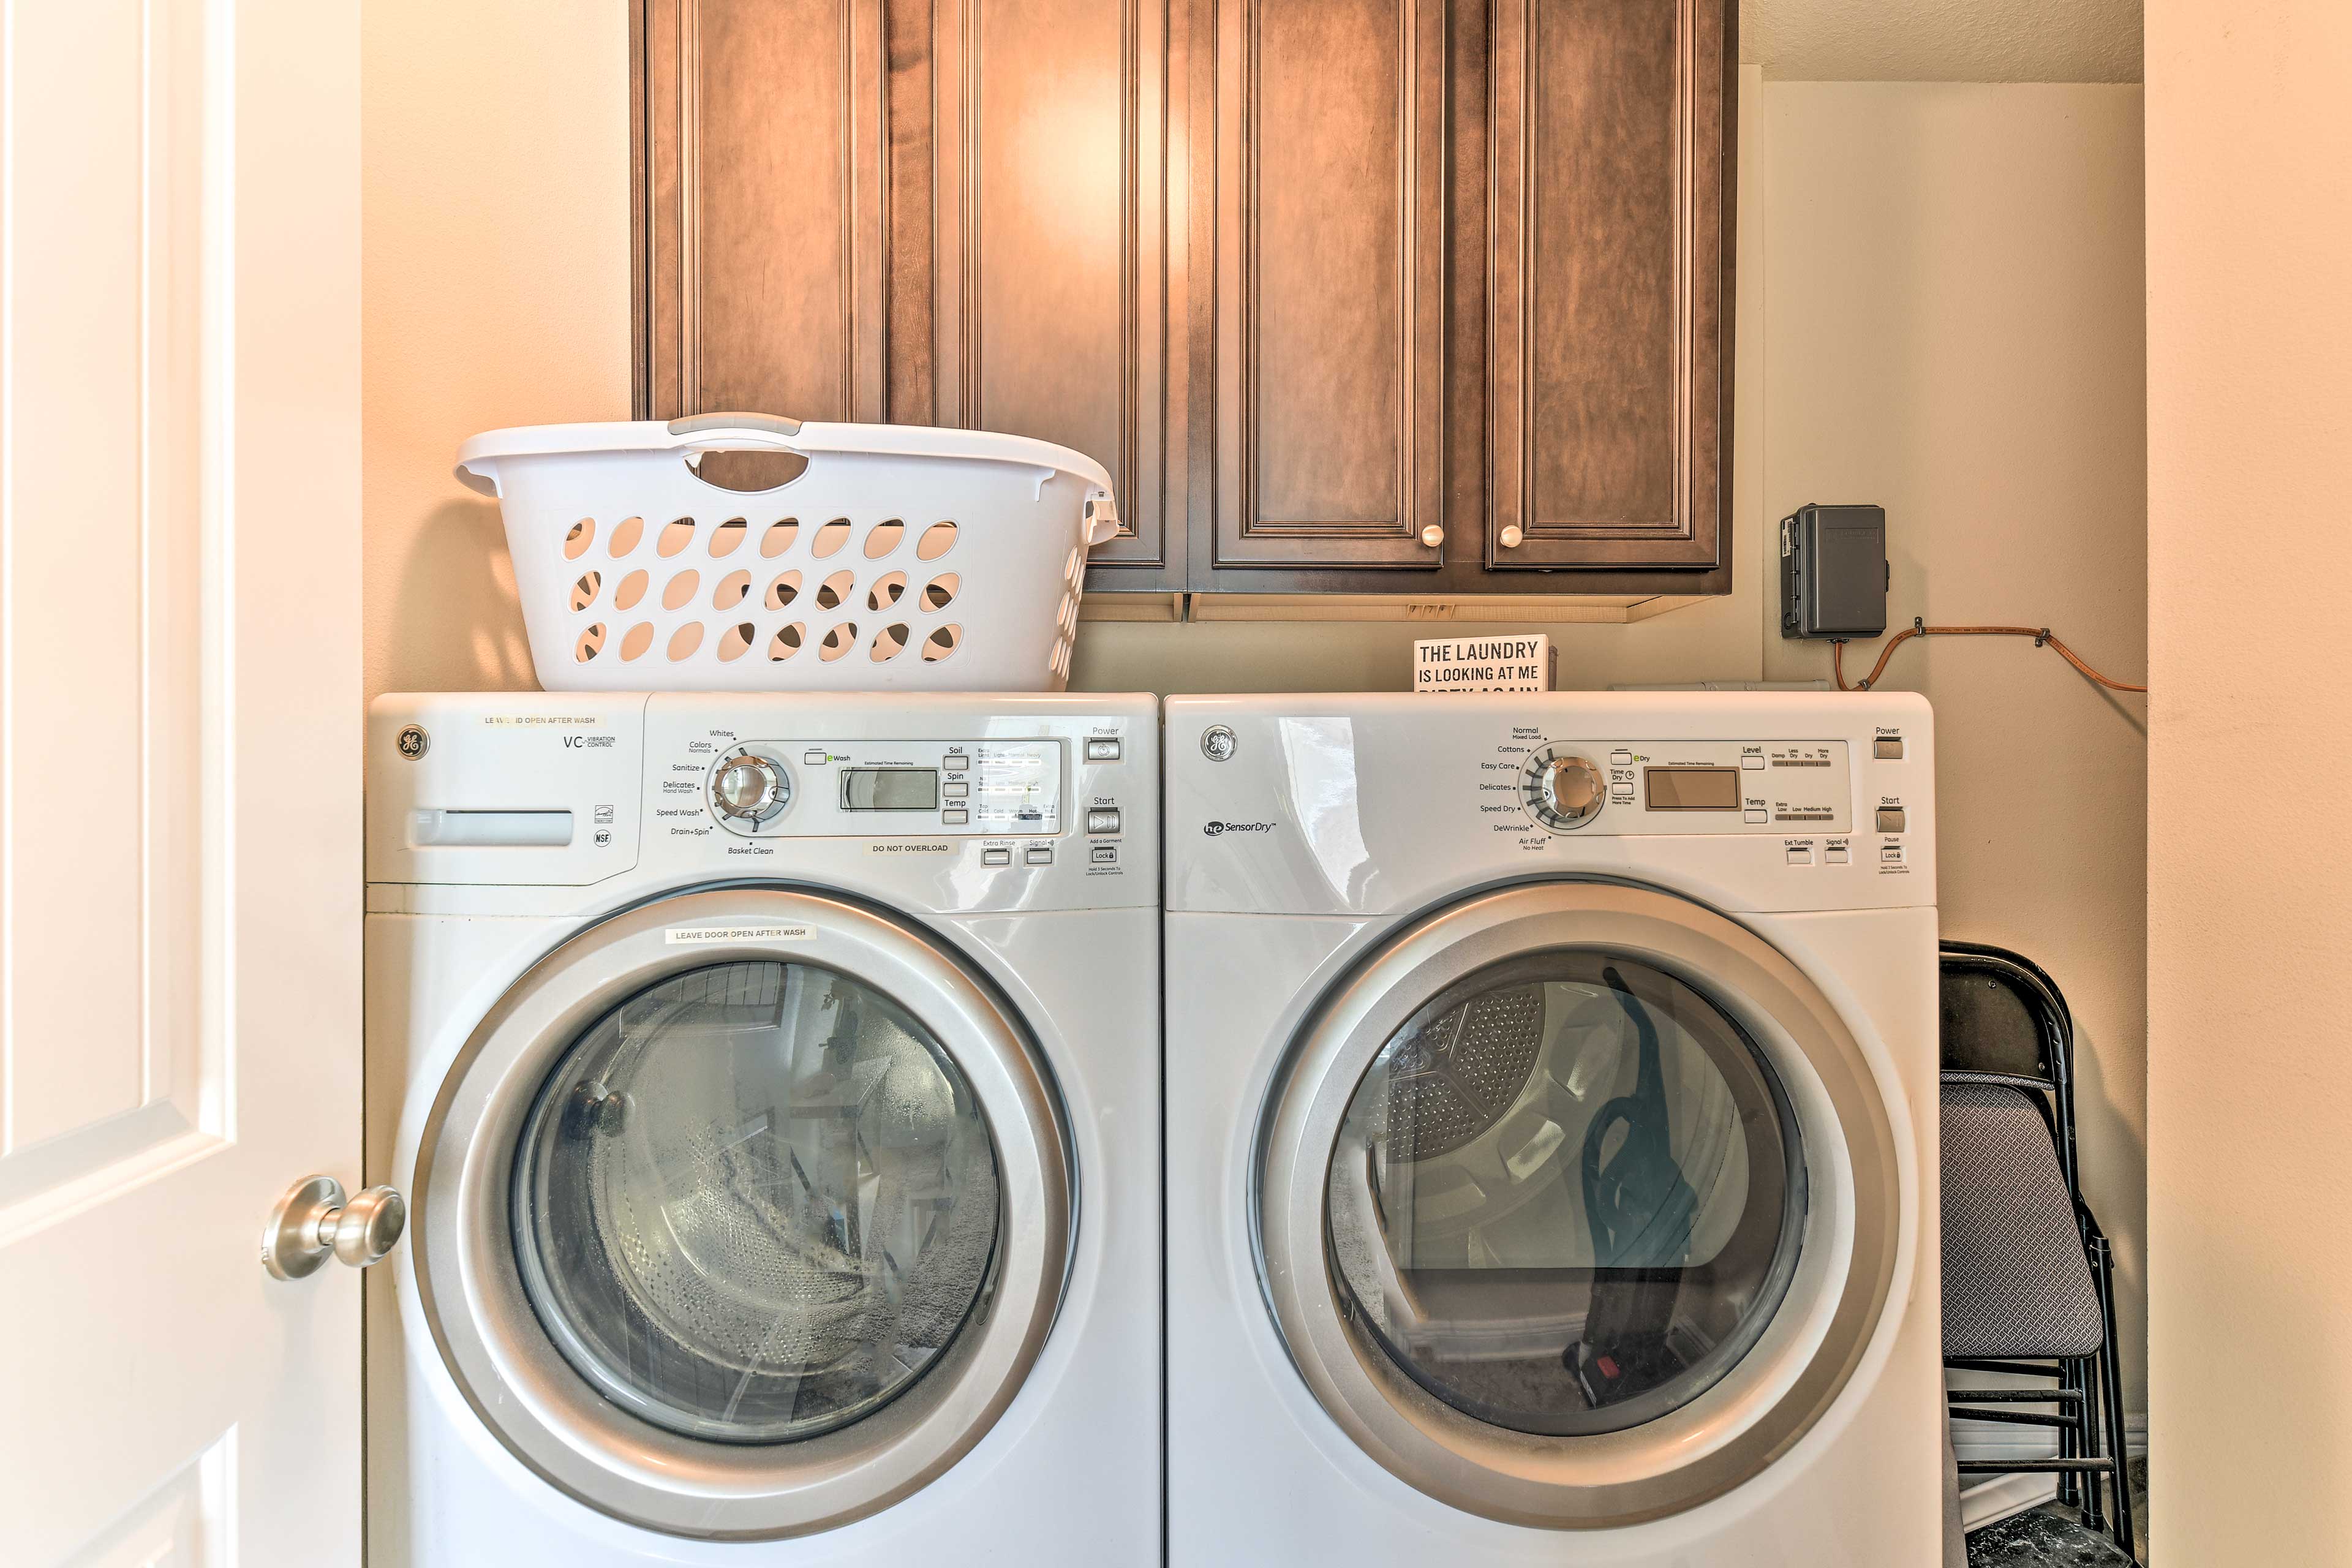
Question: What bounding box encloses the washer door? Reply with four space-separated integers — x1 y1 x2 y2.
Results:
1257 881 1903 1529
413 889 1071 1540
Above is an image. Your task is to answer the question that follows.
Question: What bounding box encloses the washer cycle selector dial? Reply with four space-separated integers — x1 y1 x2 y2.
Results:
710 750 792 824
1522 745 1606 832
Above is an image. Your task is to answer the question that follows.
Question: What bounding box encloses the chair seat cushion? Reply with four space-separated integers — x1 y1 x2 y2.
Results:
1941 1082 2104 1359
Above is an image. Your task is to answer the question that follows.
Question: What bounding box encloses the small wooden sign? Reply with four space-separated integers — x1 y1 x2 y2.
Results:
1411 635 1554 695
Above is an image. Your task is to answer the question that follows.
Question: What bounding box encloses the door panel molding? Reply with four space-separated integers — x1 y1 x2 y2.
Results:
1488 0 1728 570
1212 0 1445 568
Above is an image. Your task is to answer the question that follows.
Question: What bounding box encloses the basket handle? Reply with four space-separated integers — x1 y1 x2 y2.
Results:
664 412 806 448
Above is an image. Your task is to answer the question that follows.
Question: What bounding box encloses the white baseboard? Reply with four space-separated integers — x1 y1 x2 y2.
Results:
1951 1408 2147 1532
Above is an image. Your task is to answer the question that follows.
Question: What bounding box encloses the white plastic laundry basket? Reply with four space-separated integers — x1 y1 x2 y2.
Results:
456 415 1120 692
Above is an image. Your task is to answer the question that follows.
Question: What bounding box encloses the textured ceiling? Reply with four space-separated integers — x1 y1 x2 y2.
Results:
1740 0 2143 83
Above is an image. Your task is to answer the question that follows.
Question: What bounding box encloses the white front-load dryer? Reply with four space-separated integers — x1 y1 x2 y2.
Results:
1163 692 1940 1564
364 693 1158 1564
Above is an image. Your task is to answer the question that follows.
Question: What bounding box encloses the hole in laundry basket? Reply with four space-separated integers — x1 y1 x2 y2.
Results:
820 622 858 661
815 570 855 611
657 518 696 557
1065 546 1081 586
713 570 752 609
922 624 963 663
564 519 595 559
569 571 602 611
716 621 757 662
608 515 644 556
761 519 799 557
811 518 852 559
871 623 910 661
662 570 701 611
667 622 705 661
708 518 748 557
574 622 607 662
769 622 805 661
916 521 959 561
921 573 960 611
613 569 649 610
867 572 906 612
765 571 802 610
863 518 905 558
619 622 654 661
693 449 810 492
1057 592 1077 636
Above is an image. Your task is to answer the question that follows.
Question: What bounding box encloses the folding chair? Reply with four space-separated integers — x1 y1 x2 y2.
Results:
1939 940 2135 1559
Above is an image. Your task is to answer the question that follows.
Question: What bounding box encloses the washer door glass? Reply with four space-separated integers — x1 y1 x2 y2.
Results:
511 959 1002 1444
1326 952 1803 1438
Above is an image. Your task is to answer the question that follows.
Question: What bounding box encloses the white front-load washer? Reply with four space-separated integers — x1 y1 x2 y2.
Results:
1163 692 1940 1564
364 692 1158 1564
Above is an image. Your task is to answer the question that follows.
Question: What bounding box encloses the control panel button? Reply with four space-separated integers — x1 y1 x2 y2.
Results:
802 749 829 766
1087 808 1121 835
1882 844 1905 863
1085 738 1122 762
1741 755 1765 771
1827 846 1850 865
1787 846 1814 865
1610 750 1634 767
1743 807 1768 824
1876 807 1907 833
943 780 968 798
1025 846 1054 865
942 756 965 773
981 847 1011 866
1874 737 1905 760
1090 845 1118 864
943 809 969 826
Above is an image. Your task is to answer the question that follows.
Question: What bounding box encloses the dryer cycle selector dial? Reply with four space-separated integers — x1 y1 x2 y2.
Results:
710 750 792 824
1523 746 1606 832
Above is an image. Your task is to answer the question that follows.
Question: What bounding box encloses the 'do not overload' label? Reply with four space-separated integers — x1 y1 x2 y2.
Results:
665 923 815 945
1411 636 1554 695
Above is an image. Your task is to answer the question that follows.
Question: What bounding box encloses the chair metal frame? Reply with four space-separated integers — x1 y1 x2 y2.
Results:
1939 940 2136 1560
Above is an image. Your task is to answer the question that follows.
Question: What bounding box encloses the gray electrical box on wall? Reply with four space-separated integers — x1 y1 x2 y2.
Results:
1779 503 1888 638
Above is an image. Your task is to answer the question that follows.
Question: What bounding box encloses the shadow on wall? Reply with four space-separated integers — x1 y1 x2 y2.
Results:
394 498 538 693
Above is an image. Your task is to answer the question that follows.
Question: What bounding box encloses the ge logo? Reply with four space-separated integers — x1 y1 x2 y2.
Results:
396 725 429 761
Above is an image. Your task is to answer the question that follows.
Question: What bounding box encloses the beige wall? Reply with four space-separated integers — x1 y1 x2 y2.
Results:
360 18 2151 1403
2146 3 2352 1560
361 0 632 701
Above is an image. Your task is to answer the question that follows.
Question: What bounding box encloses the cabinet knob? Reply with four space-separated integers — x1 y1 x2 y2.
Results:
1499 525 1525 549
1419 525 1444 549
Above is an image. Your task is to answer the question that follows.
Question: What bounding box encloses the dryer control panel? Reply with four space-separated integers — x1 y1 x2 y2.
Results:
1514 738 1852 835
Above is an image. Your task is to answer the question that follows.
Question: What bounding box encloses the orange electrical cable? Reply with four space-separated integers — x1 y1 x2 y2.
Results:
1831 619 2147 694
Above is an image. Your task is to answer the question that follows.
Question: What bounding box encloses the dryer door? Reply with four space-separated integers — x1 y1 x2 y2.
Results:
412 888 1070 1540
1257 881 1905 1529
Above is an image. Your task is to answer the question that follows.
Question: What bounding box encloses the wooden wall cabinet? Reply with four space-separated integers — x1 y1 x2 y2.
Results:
635 0 1735 613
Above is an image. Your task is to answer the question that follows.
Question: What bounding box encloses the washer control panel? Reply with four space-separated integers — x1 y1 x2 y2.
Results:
1515 739 1853 835
702 738 1064 838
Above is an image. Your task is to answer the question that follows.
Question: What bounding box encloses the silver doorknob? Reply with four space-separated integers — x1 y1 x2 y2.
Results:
262 1174 408 1281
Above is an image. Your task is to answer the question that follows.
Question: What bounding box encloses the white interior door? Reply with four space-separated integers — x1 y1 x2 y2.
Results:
0 0 362 1562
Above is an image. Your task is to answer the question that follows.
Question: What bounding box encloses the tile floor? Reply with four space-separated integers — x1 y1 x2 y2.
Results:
1966 1458 2150 1567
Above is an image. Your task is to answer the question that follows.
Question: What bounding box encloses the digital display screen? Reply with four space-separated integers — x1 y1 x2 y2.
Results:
840 768 941 811
1644 767 1743 811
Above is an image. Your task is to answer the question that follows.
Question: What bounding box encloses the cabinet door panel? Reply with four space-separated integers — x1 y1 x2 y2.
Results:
935 0 1183 573
640 0 888 423
1211 0 1445 568
1490 0 1727 568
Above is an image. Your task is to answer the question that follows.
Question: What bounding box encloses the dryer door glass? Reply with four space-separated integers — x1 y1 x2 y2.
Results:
1325 952 1803 1438
511 959 1001 1445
